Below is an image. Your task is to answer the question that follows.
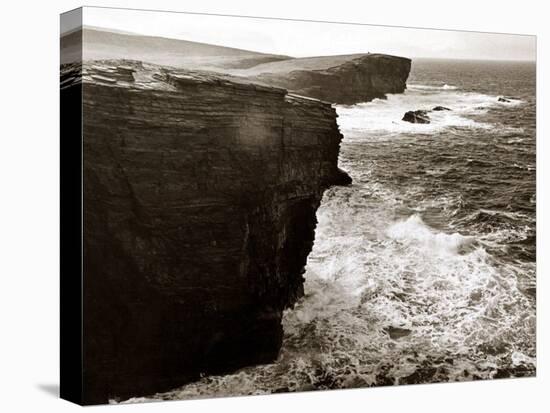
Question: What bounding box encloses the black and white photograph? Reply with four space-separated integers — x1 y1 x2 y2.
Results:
3 1 549 412
58 5 537 405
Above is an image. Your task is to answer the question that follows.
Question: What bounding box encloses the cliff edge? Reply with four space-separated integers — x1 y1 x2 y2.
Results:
61 60 351 403
242 53 412 104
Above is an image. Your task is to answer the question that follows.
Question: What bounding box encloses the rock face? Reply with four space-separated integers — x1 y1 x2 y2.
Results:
251 54 412 104
402 110 431 124
61 60 351 403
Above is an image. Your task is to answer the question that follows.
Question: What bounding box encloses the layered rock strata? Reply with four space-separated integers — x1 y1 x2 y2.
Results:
61 60 351 403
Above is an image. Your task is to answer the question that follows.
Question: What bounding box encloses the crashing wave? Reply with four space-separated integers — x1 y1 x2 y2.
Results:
387 214 475 255
408 83 458 91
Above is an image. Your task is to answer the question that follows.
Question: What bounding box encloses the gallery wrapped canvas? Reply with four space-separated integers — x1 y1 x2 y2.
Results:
60 6 536 405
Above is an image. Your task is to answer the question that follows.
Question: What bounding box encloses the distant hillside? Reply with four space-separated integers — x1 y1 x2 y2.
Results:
60 26 290 69
234 53 369 75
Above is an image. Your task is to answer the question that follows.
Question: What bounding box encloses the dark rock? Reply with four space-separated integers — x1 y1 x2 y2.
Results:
385 326 412 339
332 168 353 186
478 342 508 356
64 60 351 403
432 106 451 111
402 110 430 124
493 369 511 379
400 367 437 384
524 286 536 298
498 97 511 103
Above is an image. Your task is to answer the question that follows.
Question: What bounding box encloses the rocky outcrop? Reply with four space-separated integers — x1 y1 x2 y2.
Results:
432 106 451 111
402 110 431 124
249 54 411 104
61 60 350 404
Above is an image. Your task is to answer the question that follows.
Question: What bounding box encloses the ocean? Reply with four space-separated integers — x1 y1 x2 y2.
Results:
130 58 536 401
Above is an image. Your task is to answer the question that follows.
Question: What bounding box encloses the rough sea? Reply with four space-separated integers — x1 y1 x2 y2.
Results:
125 58 536 402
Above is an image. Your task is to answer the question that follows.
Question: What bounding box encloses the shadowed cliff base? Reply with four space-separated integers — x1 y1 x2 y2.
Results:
62 60 353 403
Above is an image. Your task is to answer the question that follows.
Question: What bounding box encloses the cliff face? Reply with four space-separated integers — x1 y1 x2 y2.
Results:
250 54 412 104
63 61 351 403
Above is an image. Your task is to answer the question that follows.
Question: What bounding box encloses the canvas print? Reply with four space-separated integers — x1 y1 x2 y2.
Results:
60 6 536 405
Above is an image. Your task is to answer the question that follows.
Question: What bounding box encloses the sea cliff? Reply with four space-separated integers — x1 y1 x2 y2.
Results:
62 60 351 403
244 53 412 104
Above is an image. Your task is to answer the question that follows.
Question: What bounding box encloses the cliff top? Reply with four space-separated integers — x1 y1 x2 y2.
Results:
60 60 339 109
236 53 412 76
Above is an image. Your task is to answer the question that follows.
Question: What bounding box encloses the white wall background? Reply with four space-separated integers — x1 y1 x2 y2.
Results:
0 0 547 411
81 7 536 60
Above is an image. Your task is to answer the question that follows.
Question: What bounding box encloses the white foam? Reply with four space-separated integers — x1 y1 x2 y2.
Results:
151 188 534 400
507 137 524 144
336 84 521 137
408 83 458 91
511 351 536 367
387 214 474 255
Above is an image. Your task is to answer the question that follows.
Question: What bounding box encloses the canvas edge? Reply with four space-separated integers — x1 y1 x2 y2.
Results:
60 6 84 406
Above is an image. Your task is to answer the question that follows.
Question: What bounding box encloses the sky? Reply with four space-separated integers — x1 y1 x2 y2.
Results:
67 6 536 61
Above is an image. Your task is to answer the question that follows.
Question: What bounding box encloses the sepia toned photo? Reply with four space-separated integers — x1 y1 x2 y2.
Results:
60 6 536 405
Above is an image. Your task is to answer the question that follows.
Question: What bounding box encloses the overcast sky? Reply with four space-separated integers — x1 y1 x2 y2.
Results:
71 6 536 61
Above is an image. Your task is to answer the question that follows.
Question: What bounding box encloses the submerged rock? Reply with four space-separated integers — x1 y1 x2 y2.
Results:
402 110 431 124
385 326 412 339
498 97 511 103
432 106 451 111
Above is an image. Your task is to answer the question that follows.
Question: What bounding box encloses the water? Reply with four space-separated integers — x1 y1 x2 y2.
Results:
129 59 536 402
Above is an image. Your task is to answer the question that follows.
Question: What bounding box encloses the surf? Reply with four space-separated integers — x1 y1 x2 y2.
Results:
335 85 508 136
